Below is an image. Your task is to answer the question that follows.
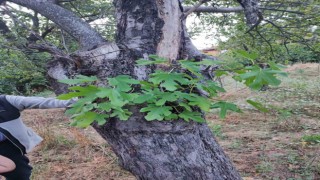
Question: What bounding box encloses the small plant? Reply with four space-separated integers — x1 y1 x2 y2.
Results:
208 124 224 138
255 161 274 173
302 134 320 145
229 139 243 149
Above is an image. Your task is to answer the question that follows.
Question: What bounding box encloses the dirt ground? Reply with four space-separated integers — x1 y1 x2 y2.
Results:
7 63 320 180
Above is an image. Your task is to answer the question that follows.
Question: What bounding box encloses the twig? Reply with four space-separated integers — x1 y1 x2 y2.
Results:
60 30 69 53
183 0 211 19
256 29 275 59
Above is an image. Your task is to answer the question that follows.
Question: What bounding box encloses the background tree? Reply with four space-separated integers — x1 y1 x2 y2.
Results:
185 0 319 64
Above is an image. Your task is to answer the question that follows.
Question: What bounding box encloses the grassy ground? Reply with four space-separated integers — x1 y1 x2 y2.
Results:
10 63 320 179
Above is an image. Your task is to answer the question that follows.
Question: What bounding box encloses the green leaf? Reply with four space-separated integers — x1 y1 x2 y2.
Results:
96 87 112 98
110 108 132 120
140 104 172 121
238 66 284 90
197 59 224 66
246 100 269 113
164 113 178 120
188 96 211 112
214 70 229 77
72 111 107 128
109 89 128 107
120 92 139 102
65 95 97 115
178 102 192 111
136 55 168 65
235 50 258 60
196 81 225 97
97 102 113 112
155 92 178 106
177 92 211 112
179 110 205 123
140 81 156 90
149 71 190 91
134 93 155 104
94 113 109 126
96 88 127 107
268 61 287 70
108 75 139 92
211 101 241 119
58 85 100 99
57 92 83 100
175 92 211 112
179 60 202 77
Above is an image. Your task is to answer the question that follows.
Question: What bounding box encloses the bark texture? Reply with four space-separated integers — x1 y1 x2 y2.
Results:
93 113 241 180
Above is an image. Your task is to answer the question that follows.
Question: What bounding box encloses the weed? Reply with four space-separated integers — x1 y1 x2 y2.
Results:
287 153 300 165
208 123 225 139
255 160 274 173
229 139 243 149
302 134 320 145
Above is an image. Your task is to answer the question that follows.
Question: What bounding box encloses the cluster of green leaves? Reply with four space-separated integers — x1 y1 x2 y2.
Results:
58 75 138 127
217 50 288 90
215 50 288 112
58 56 241 127
59 54 286 128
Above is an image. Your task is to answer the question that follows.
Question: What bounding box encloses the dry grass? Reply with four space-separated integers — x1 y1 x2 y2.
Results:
17 63 320 180
208 63 320 179
23 109 135 180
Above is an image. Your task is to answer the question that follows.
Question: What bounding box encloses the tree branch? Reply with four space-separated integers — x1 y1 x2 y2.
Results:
183 0 210 18
7 0 107 50
183 6 304 15
184 6 244 13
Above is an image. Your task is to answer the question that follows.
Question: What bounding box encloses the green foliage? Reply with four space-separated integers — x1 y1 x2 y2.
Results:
59 55 285 128
187 0 320 64
211 101 241 119
235 65 286 90
58 75 139 127
0 38 48 94
218 50 288 91
302 135 320 144
247 100 269 113
59 56 242 127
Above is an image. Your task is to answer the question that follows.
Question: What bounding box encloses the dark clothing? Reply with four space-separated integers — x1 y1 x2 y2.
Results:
0 140 32 180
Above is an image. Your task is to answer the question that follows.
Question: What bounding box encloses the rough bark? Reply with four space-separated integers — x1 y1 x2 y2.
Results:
236 0 261 25
93 113 241 180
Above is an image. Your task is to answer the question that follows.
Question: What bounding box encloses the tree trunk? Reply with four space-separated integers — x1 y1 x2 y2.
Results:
88 0 241 179
93 114 241 179
14 0 242 178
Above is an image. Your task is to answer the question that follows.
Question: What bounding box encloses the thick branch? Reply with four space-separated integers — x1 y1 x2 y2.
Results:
184 6 244 13
7 0 107 50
